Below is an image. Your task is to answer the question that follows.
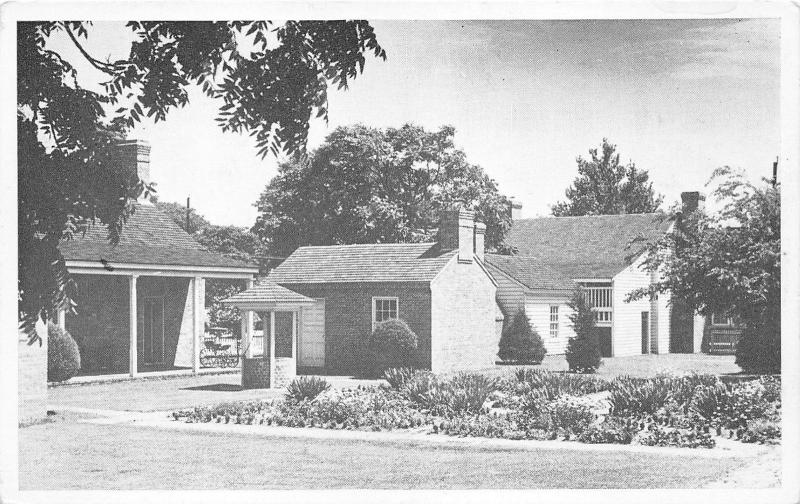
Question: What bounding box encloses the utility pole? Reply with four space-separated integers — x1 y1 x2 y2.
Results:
186 196 191 233
772 157 778 187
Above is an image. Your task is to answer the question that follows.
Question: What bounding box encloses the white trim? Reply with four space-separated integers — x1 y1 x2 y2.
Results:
128 274 138 377
549 305 559 339
371 296 399 330
66 260 258 276
573 278 613 283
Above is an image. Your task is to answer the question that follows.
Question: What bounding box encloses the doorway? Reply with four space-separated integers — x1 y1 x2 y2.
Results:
641 311 650 354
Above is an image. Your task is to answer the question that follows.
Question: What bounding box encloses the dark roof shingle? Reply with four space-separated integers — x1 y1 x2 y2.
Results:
267 243 457 284
505 213 671 279
59 203 256 270
224 280 313 305
485 254 574 291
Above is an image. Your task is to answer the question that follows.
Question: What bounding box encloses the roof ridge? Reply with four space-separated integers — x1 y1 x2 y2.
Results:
514 212 662 223
295 242 437 250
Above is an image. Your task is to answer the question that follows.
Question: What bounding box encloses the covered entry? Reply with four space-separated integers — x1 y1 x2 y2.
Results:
224 280 315 389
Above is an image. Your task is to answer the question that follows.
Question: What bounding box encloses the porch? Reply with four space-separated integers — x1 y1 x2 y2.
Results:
59 262 258 380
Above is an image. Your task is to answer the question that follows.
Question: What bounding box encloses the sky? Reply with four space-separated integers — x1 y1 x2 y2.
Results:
47 19 780 227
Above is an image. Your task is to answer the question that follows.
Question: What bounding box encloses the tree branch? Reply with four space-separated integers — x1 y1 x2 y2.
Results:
63 24 120 75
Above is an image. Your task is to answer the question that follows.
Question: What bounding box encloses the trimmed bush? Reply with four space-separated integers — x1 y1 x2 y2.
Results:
735 314 780 374
47 322 81 382
498 308 546 364
565 288 602 373
364 319 418 377
285 376 331 402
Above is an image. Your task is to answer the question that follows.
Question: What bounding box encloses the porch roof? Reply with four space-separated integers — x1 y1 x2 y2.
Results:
223 279 314 310
59 203 259 274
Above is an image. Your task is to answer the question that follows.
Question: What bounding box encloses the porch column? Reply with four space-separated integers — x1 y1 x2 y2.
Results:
57 307 66 329
192 276 203 373
269 311 276 384
241 309 254 358
129 274 138 377
291 310 297 360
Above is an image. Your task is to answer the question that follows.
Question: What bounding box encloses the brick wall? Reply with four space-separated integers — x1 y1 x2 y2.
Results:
18 319 47 424
281 282 432 374
430 258 498 372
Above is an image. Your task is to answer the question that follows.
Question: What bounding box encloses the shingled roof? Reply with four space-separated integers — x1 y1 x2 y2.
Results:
224 279 313 306
485 254 574 292
504 213 671 279
267 243 457 284
59 203 257 270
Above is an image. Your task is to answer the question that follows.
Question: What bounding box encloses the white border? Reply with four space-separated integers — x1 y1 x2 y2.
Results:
2 3 798 504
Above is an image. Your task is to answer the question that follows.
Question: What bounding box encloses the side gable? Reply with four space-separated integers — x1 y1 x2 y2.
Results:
505 213 671 279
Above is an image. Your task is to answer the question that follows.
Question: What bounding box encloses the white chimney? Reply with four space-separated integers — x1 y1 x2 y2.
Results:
438 208 476 263
474 221 486 262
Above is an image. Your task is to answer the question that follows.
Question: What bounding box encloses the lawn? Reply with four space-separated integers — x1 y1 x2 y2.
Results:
481 353 740 379
18 413 753 489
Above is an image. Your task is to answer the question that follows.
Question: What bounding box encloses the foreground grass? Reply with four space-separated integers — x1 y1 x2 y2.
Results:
19 414 751 489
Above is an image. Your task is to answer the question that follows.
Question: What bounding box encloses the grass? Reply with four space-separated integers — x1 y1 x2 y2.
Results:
483 354 740 379
19 415 752 489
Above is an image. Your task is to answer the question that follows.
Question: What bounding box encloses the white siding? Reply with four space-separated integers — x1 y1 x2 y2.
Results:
524 295 575 355
612 255 651 356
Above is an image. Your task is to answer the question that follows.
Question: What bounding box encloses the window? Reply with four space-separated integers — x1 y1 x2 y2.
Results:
711 312 733 326
549 305 559 338
581 284 613 326
372 297 399 328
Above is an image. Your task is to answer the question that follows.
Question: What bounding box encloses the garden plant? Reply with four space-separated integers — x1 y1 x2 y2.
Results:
173 369 781 450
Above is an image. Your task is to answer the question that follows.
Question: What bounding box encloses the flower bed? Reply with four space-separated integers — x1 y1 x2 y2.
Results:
171 370 781 449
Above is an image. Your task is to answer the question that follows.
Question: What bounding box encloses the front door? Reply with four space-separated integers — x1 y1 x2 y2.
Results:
641 311 650 354
299 299 325 368
140 297 165 366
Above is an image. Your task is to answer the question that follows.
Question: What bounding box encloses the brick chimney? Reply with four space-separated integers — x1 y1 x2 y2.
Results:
114 139 151 186
681 191 706 214
473 221 486 262
509 198 522 221
438 208 475 263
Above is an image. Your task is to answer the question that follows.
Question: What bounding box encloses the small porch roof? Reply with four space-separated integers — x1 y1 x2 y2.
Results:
223 280 314 310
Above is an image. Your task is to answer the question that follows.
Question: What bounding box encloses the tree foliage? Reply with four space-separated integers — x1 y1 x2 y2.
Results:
18 21 383 340
497 308 546 364
565 288 602 373
552 138 663 216
253 124 514 257
628 168 780 373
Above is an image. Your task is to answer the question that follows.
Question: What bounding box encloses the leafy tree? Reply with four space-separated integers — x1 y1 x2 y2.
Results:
18 21 383 340
497 308 546 364
253 124 513 256
565 288 602 373
152 199 212 235
552 138 663 216
628 168 780 374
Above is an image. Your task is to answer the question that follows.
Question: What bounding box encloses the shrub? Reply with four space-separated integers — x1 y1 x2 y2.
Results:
497 308 546 364
516 368 609 396
608 377 673 416
546 395 595 438
47 322 81 382
578 418 635 444
365 319 418 377
565 288 602 373
637 425 715 449
402 372 499 416
384 367 416 390
285 376 331 402
740 419 781 444
441 373 500 415
735 310 780 375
